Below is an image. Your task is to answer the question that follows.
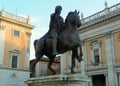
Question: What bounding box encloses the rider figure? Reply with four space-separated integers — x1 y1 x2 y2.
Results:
49 5 64 56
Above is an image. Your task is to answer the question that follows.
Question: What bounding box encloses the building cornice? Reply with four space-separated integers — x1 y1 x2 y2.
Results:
0 9 35 29
0 16 34 29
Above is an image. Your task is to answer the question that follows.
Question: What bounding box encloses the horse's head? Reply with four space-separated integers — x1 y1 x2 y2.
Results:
65 10 81 28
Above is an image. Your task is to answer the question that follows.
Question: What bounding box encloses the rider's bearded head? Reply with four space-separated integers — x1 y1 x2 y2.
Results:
55 5 62 15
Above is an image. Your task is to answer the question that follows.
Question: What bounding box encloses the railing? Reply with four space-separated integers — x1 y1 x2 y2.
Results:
0 9 29 24
109 3 120 12
81 3 120 24
82 10 105 23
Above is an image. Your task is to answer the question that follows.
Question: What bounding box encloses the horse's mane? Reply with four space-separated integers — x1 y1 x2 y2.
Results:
65 10 80 26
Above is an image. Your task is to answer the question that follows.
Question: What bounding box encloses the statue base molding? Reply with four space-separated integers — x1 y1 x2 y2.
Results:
26 74 89 86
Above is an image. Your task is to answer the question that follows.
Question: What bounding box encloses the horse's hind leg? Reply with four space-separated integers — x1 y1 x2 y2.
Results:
48 56 56 75
31 50 43 77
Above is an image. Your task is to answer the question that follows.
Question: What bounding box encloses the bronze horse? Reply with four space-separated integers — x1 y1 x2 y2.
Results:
31 10 83 77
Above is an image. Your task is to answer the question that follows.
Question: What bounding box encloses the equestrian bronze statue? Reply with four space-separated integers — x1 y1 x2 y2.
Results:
31 8 83 77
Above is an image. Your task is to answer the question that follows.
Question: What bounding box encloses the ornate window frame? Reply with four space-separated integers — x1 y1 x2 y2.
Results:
90 40 102 67
9 50 20 69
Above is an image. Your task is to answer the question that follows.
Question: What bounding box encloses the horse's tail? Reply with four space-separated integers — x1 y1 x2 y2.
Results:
34 39 38 50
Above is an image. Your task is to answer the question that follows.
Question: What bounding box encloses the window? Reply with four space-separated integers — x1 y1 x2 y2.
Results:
90 40 102 66
13 30 20 37
9 50 20 69
93 49 100 66
11 55 18 68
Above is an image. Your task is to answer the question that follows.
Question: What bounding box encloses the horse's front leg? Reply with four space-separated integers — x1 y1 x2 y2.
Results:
48 56 56 75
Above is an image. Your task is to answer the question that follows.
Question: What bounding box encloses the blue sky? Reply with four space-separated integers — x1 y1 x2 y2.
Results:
0 0 120 60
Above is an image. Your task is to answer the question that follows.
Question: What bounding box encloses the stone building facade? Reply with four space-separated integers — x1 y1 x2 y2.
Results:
0 8 34 86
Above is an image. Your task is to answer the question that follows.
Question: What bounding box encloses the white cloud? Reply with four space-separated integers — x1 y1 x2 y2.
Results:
30 16 41 23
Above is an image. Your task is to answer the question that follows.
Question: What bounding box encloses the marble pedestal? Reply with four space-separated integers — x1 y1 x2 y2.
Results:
26 74 89 86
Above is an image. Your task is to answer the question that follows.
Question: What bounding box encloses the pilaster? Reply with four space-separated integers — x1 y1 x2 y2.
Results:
0 24 6 66
81 40 86 76
60 54 67 74
88 76 93 86
104 31 116 86
24 32 31 69
118 74 120 86
104 74 109 86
